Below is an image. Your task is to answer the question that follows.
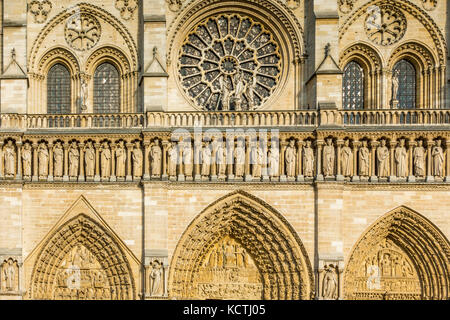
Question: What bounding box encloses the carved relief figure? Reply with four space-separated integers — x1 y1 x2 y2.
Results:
2 259 17 291
149 261 163 296
341 139 353 177
201 141 212 177
80 78 88 111
115 141 127 178
53 142 64 178
391 69 400 104
68 142 79 177
268 144 279 178
4 140 15 178
219 76 231 111
84 141 95 178
132 142 143 178
323 138 335 176
377 139 389 177
150 139 162 177
303 140 314 177
234 139 245 178
285 139 296 177
167 142 178 177
413 140 426 177
233 71 246 111
100 142 111 179
432 139 444 177
322 265 338 300
394 139 407 177
22 142 32 178
183 140 193 178
245 77 257 110
38 142 49 178
359 140 370 176
251 142 264 178
216 141 227 178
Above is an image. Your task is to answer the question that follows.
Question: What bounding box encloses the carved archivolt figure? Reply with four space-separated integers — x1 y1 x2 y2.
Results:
201 141 212 177
413 140 426 177
234 139 245 178
3 140 15 178
183 140 193 178
285 139 296 177
132 142 143 178
322 265 338 300
69 142 79 177
167 142 178 177
268 145 279 178
216 141 227 178
149 261 163 296
432 139 444 177
323 138 335 176
22 142 32 178
359 140 370 176
115 141 127 178
150 139 162 177
100 142 111 179
84 141 95 178
341 139 353 177
53 142 64 177
38 142 49 178
395 139 408 178
377 139 389 177
303 140 314 177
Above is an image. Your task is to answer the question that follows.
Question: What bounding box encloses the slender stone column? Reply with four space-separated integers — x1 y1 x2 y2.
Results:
162 140 168 181
32 143 39 181
296 140 304 182
336 140 344 181
126 142 133 181
280 139 287 181
389 140 397 182
210 139 217 181
78 143 85 181
94 143 101 182
110 143 117 182
244 138 252 182
408 141 416 182
227 139 235 181
426 139 434 182
63 143 69 182
445 141 450 182
352 141 360 182
316 140 324 181
143 141 150 180
178 140 185 181
0 142 4 179
369 141 379 182
16 141 22 180
194 140 202 181
47 142 53 182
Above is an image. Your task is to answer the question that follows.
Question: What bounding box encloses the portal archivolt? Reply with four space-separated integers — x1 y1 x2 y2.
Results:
345 206 450 300
169 190 314 300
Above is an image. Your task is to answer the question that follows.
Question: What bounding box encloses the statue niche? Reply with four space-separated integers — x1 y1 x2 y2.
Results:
192 235 263 300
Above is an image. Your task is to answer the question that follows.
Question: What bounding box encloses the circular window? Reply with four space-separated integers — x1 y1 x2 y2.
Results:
178 14 282 111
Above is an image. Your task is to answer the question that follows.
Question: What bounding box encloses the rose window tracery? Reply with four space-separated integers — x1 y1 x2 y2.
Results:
365 5 407 46
178 14 282 111
65 13 101 51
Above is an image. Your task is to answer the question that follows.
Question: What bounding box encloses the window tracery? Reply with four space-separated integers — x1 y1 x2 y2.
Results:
343 61 364 109
47 64 71 114
93 63 121 113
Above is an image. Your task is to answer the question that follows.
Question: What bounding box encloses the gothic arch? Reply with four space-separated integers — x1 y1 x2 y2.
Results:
344 206 450 300
169 190 314 300
37 47 80 75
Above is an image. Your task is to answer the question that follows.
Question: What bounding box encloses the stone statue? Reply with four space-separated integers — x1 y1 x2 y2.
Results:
100 142 111 179
68 142 79 178
115 141 126 178
80 78 88 111
432 139 444 177
22 142 32 179
233 71 246 111
183 140 193 178
149 261 163 296
303 140 314 177
323 138 335 176
251 142 264 178
413 140 425 177
234 139 245 178
132 142 143 178
377 139 389 177
84 141 95 178
394 139 407 178
216 141 227 179
245 76 257 110
53 142 64 178
167 142 178 177
219 76 231 111
150 139 162 177
268 145 279 178
285 139 296 177
359 140 370 176
38 142 49 178
341 139 353 177
4 140 15 178
3 259 16 291
201 141 212 177
391 69 400 104
322 265 338 300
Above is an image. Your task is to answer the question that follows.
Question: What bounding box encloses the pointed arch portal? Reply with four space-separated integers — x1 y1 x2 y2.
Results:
345 206 450 300
169 190 314 300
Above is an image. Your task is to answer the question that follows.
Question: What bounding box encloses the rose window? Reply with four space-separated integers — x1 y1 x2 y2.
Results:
65 13 101 51
178 14 282 111
365 5 407 46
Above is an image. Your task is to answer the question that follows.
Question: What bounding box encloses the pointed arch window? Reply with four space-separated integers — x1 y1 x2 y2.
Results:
343 61 364 110
93 63 120 113
47 64 71 114
393 60 416 109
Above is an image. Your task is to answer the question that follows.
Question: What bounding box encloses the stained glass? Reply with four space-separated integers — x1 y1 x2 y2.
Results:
93 63 120 113
47 64 71 114
393 60 415 109
343 61 364 110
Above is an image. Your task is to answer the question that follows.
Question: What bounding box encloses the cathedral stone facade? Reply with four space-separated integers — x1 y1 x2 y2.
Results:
0 0 449 300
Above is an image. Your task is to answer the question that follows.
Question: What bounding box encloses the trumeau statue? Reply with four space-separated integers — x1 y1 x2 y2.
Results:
100 142 111 179
167 141 178 177
150 138 162 177
234 139 245 178
303 140 314 177
359 140 370 176
322 265 338 300
201 141 212 178
323 138 335 176
84 141 95 178
395 139 408 178
69 141 79 178
53 142 64 177
4 140 15 178
149 260 163 297
3 259 16 291
285 139 296 177
38 142 49 178
216 141 227 179
432 139 444 177
341 139 353 177
115 141 126 178
268 145 279 178
413 140 426 177
22 142 32 179
377 139 389 177
132 141 143 178
183 140 193 178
